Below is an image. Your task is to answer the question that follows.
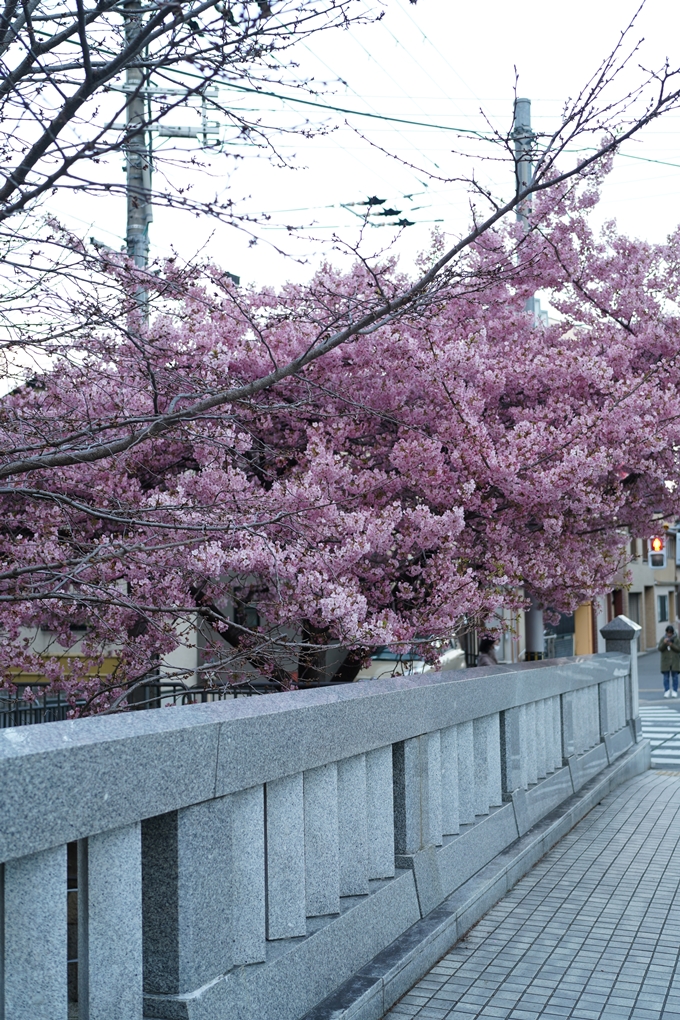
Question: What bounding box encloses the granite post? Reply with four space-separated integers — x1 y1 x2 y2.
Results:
142 798 232 996
525 701 538 786
561 690 575 759
423 731 443 846
535 700 547 780
3 845 67 1020
456 721 475 824
440 725 460 834
600 615 642 738
304 762 340 917
393 733 443 852
266 773 306 939
500 707 523 795
365 746 395 879
337 754 369 897
78 823 142 1020
487 713 503 806
230 785 266 966
552 696 563 771
393 734 445 915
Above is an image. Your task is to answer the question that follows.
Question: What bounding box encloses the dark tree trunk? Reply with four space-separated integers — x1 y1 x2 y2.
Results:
298 622 329 684
329 648 372 684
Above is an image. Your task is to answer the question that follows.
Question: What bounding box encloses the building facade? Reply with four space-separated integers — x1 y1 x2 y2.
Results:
606 534 678 652
492 532 679 664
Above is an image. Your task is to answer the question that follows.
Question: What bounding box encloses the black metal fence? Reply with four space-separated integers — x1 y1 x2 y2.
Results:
0 687 79 728
127 678 286 709
0 678 285 728
0 674 357 728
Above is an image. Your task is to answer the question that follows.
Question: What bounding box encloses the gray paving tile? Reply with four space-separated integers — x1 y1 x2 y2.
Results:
380 774 680 1020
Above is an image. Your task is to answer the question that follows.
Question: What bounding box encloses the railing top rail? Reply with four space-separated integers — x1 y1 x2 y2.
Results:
0 653 629 864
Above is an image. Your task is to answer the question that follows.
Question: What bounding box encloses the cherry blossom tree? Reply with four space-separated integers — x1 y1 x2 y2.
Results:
1 164 680 710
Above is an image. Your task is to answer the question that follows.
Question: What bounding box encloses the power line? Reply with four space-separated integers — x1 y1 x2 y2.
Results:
315 20 448 174
393 0 482 106
168 72 680 175
567 147 680 172
201 80 496 139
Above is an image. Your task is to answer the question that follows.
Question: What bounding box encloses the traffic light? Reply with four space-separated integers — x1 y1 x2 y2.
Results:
649 535 667 568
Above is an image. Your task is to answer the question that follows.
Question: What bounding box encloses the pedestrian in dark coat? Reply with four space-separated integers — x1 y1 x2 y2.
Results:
658 625 680 697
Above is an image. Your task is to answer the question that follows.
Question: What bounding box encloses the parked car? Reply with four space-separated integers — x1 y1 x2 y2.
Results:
356 638 465 680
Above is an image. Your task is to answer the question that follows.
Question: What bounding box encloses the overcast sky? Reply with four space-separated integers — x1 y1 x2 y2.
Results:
54 0 680 289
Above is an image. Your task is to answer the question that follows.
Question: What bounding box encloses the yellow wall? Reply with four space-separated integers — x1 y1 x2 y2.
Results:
574 604 593 655
644 586 656 649
9 656 119 686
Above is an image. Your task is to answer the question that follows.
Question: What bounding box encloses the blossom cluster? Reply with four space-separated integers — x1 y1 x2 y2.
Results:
1 177 678 707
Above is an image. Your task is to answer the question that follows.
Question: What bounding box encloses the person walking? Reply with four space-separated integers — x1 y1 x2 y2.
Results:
658 625 680 697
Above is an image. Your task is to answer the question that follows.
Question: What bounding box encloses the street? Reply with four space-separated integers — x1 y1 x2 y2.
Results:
638 649 680 707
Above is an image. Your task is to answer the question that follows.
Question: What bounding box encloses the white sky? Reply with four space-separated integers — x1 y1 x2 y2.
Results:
52 0 680 289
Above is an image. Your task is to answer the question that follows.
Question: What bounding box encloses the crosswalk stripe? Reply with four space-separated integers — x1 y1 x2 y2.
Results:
639 706 680 767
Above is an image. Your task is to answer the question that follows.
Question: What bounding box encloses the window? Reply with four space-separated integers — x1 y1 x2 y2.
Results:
658 594 669 623
234 604 260 630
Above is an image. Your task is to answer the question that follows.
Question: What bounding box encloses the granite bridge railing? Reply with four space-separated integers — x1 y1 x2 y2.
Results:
0 617 651 1020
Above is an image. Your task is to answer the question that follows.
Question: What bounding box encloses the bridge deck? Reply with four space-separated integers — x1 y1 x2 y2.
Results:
384 772 680 1020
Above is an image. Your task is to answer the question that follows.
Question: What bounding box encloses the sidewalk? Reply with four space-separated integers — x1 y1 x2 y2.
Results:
383 771 680 1020
638 651 676 706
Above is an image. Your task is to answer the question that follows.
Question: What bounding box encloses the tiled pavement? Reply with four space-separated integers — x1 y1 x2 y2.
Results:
383 770 680 1020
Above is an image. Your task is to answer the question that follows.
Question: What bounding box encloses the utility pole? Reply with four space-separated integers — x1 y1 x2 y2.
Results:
513 96 544 660
125 2 152 270
513 97 532 229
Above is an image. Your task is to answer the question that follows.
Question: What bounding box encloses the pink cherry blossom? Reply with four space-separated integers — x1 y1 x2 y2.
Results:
0 172 678 708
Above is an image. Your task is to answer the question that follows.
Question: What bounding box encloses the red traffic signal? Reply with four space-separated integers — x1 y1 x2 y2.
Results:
650 535 666 567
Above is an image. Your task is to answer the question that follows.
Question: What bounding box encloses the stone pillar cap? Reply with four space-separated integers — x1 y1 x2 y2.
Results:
600 614 642 641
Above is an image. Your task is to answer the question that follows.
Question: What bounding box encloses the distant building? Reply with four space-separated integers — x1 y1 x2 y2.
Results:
606 533 678 652
490 531 678 665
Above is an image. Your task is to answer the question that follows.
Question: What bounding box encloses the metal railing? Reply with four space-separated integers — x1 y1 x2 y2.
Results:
0 687 79 727
124 677 286 708
0 675 357 727
0 679 278 727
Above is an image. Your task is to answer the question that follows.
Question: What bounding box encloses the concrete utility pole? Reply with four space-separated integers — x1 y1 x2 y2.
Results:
513 96 544 660
125 3 152 270
513 97 532 229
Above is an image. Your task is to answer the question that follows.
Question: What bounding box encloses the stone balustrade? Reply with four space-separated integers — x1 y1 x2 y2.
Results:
0 621 649 1020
